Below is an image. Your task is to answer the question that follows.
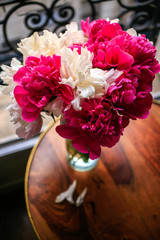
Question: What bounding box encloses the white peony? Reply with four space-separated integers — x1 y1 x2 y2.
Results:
59 46 123 110
7 94 42 140
77 68 123 97
0 58 21 95
17 30 63 62
17 22 87 63
59 22 87 47
59 47 93 81
71 68 123 110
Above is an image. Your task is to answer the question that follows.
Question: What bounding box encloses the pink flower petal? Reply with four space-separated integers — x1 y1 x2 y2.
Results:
22 108 41 122
13 67 28 84
102 24 119 39
56 125 81 139
105 46 134 70
56 125 101 160
59 84 74 104
97 49 105 62
14 85 28 108
100 135 120 148
123 93 153 119
122 90 136 104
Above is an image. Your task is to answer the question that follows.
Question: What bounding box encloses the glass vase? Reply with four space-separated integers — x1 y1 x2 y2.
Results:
66 139 98 172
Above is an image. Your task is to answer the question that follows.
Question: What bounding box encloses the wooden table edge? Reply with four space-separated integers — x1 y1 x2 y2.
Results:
24 121 55 240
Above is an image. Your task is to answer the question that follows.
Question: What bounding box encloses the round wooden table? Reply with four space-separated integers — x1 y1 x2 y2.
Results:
25 104 160 240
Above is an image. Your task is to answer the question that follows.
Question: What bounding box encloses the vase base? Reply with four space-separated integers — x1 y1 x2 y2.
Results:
68 155 98 172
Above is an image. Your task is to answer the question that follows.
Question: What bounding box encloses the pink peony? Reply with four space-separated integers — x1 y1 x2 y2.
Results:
81 18 123 42
82 20 134 71
104 34 160 119
56 98 129 159
13 55 74 122
82 18 160 77
80 18 160 121
81 17 95 38
126 34 160 92
106 74 153 119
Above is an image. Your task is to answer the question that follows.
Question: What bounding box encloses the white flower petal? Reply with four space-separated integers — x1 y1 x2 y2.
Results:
106 18 119 23
78 85 95 99
76 188 88 207
18 30 62 62
61 76 76 89
59 46 93 81
59 22 87 47
127 28 137 36
10 58 22 70
104 68 123 85
55 180 77 204
0 58 21 95
71 97 82 111
15 116 42 140
44 97 63 117
7 94 42 140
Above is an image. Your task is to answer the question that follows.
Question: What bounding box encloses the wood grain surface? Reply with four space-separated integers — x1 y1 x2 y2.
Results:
25 103 160 240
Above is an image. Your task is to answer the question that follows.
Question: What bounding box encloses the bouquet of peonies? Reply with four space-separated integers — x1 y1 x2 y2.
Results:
1 18 160 160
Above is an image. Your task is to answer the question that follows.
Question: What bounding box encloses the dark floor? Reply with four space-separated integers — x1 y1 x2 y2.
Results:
0 188 38 240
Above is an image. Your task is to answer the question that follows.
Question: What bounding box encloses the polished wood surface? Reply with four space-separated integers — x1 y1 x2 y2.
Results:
25 104 160 240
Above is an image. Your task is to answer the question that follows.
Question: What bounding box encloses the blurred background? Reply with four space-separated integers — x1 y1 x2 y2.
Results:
0 0 160 239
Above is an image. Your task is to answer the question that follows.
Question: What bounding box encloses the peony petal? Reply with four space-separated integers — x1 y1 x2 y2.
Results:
56 125 81 139
72 133 101 159
102 24 118 39
81 17 95 37
55 180 77 204
14 85 28 108
56 125 89 153
97 49 105 62
76 187 88 207
122 93 153 119
72 137 89 154
22 108 41 122
56 125 101 159
86 136 101 160
105 45 134 70
122 90 136 104
100 135 120 148
59 84 74 103
13 67 27 83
